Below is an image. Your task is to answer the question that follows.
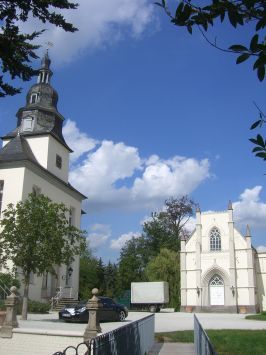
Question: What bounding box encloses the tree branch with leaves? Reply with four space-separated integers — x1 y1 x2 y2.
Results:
0 0 78 97
0 193 86 319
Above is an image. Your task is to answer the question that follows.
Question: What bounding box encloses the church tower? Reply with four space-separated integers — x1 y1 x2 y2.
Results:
0 52 86 302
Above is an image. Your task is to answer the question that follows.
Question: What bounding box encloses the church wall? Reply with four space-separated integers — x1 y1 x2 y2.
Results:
201 212 230 252
0 167 25 273
256 253 266 311
26 136 49 169
181 208 259 313
47 135 69 183
2 139 11 147
19 167 82 302
0 167 25 211
25 135 69 183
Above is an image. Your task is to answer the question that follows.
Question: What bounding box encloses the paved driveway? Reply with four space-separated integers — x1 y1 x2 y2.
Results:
17 311 266 335
155 311 266 332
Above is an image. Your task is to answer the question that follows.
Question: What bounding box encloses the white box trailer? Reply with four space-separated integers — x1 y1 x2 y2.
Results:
131 281 169 312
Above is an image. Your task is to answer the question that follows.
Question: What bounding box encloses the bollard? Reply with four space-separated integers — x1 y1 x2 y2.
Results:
83 288 103 342
0 286 20 338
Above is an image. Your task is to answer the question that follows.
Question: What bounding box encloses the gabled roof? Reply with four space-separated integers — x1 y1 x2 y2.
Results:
0 134 38 164
0 136 87 200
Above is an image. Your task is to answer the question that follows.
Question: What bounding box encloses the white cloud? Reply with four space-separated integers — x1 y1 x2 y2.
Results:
87 224 111 249
63 119 98 162
19 0 155 64
68 121 210 212
132 157 210 204
233 186 266 229
256 245 266 253
110 232 141 250
185 216 196 233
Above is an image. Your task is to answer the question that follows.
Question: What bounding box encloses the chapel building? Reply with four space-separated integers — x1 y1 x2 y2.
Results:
181 203 266 313
0 52 86 302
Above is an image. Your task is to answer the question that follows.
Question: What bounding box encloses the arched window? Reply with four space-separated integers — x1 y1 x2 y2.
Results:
210 227 221 251
210 274 223 286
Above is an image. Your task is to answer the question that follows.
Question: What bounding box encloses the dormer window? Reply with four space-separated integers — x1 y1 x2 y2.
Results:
56 154 62 169
23 116 34 131
30 93 39 104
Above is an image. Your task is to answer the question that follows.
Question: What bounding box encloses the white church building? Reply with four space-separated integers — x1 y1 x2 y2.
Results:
0 53 86 302
181 203 266 313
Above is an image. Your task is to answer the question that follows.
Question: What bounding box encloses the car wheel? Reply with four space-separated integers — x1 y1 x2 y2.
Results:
118 311 126 321
149 305 156 313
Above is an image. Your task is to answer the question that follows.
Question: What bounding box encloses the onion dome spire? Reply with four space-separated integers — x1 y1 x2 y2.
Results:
37 50 53 85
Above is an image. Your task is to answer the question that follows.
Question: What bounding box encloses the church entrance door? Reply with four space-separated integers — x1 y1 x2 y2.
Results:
209 275 224 305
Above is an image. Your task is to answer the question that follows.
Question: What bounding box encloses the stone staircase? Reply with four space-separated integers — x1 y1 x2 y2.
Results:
52 298 79 312
201 306 235 313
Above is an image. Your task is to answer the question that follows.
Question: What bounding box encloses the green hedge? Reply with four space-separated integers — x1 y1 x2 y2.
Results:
0 299 50 314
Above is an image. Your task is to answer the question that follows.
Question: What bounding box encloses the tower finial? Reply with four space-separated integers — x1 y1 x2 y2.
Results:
196 204 201 213
246 224 251 237
228 200 233 210
41 50 51 70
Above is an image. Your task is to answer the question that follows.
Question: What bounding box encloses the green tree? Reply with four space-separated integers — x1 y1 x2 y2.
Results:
97 257 106 294
118 196 194 292
118 236 148 290
79 248 101 300
143 196 195 255
145 248 180 309
0 193 86 320
0 0 78 97
104 262 119 298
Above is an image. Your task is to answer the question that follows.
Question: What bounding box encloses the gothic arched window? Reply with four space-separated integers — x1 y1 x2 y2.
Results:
210 227 221 251
210 274 224 286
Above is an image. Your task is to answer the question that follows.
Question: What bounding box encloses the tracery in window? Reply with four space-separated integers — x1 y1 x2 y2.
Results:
210 274 224 286
210 227 221 251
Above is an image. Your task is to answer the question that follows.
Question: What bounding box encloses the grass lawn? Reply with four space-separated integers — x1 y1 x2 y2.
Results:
155 329 266 354
246 312 266 321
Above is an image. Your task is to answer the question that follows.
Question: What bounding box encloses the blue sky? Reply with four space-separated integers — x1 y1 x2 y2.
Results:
1 0 266 262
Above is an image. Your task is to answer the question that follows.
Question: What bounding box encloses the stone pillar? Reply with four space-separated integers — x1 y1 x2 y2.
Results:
0 286 19 338
195 206 202 309
228 201 237 311
245 225 256 312
83 288 103 342
180 235 187 309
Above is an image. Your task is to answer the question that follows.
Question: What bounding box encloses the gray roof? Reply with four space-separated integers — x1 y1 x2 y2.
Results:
0 134 38 164
0 136 86 200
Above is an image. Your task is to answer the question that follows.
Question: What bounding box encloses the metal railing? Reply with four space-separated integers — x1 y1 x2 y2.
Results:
0 279 10 300
53 314 155 355
194 315 217 355
50 286 63 309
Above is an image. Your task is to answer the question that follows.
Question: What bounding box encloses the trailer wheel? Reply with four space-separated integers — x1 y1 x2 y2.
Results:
156 306 161 313
149 305 156 313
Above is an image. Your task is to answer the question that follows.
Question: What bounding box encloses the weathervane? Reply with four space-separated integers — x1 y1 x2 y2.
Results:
44 41 54 54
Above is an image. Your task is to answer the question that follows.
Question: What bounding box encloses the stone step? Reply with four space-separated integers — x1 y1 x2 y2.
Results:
52 298 79 311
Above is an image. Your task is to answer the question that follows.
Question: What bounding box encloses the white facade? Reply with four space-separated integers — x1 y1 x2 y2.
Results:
181 204 266 313
0 53 86 302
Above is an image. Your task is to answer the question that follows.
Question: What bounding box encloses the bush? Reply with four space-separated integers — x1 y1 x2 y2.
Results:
28 300 50 314
0 300 5 311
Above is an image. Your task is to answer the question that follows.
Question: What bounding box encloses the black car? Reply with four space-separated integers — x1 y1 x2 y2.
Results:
59 297 128 322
